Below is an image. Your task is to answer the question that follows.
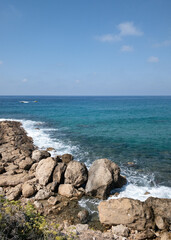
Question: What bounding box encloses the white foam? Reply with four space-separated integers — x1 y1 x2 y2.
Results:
0 118 78 156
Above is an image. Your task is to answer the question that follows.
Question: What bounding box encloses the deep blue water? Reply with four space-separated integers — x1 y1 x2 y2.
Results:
0 96 171 188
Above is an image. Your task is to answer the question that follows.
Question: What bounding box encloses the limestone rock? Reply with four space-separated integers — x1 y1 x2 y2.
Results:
85 158 125 199
0 173 34 187
155 215 169 230
22 182 37 198
112 225 129 237
19 157 34 170
64 161 88 187
35 189 51 200
36 157 56 185
58 184 79 198
98 198 154 230
53 162 66 184
62 154 73 164
32 150 50 162
6 184 22 200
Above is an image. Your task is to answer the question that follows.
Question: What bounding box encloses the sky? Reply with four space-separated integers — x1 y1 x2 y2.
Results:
0 0 171 96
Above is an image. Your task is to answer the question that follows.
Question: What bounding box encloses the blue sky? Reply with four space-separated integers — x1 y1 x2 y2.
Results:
0 0 171 95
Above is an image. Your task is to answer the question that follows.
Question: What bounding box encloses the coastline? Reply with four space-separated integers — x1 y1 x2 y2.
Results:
0 120 171 239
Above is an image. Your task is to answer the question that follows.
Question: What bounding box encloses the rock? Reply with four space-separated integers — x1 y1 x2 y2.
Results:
64 161 88 187
112 225 129 237
155 215 169 230
0 173 34 187
53 162 66 184
46 182 58 192
35 189 51 200
145 197 171 229
75 224 89 232
29 162 38 172
46 147 55 151
134 230 155 239
22 182 37 198
48 196 60 205
34 201 43 209
160 232 171 240
19 157 34 170
5 163 18 172
85 158 125 199
58 184 79 198
77 209 89 223
61 154 73 164
32 150 50 162
6 184 22 200
98 198 154 230
36 157 56 185
144 191 150 195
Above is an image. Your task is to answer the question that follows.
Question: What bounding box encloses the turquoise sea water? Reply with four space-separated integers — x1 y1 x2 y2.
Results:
0 96 171 199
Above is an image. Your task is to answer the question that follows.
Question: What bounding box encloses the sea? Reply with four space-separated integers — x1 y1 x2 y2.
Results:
0 96 171 211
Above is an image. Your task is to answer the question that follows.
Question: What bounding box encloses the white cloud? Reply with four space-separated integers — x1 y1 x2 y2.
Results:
147 56 159 63
118 22 143 36
22 78 28 82
121 45 133 52
153 40 171 48
96 21 143 43
95 34 121 43
0 61 3 65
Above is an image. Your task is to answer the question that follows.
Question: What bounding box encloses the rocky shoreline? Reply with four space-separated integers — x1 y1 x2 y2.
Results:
0 121 171 240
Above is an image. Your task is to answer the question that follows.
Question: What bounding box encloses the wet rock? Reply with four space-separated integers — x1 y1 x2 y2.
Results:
77 209 89 223
36 157 56 185
64 161 88 187
62 153 73 164
98 198 154 230
19 157 34 170
35 189 51 200
22 182 37 198
53 162 66 184
6 184 22 200
46 147 55 151
144 191 150 195
32 150 50 162
112 225 130 237
85 158 126 199
58 184 79 198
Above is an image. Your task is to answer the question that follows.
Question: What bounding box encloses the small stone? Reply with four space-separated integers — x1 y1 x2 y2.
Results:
112 224 129 237
77 209 89 223
6 184 22 200
62 154 73 164
22 182 37 198
35 189 51 200
34 201 43 209
144 191 150 195
46 147 55 151
48 196 59 205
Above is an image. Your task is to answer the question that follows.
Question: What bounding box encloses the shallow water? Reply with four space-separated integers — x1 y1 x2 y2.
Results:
0 96 171 204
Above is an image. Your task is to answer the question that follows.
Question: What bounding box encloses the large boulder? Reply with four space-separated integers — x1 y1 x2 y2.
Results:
53 162 66 184
85 158 125 199
6 184 22 200
0 173 34 187
64 161 88 187
22 182 37 198
98 198 154 230
36 157 56 185
18 157 34 170
32 150 50 162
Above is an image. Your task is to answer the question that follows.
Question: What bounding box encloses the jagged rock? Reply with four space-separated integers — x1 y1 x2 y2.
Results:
6 184 22 200
29 162 38 172
155 215 169 230
145 197 171 229
64 161 88 187
32 150 51 162
19 157 34 170
98 198 154 230
85 158 126 199
22 182 37 198
5 163 18 172
77 209 89 223
0 173 34 187
112 225 130 237
58 184 79 198
35 189 51 200
62 154 73 164
48 196 60 205
36 157 56 185
53 162 66 184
